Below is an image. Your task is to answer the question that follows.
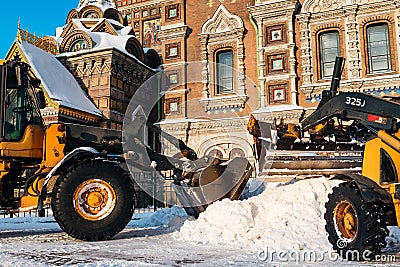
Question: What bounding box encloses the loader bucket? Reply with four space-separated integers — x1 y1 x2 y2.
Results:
200 157 253 203
173 157 253 218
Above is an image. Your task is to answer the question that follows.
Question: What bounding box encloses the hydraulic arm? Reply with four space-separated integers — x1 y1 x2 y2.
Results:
300 57 400 136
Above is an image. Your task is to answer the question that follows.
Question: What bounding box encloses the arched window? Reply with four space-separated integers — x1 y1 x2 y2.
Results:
367 23 391 73
216 50 234 94
126 44 140 59
104 9 122 23
70 40 89 52
229 148 245 159
83 11 100 19
208 149 223 159
125 38 145 62
104 13 120 22
319 31 340 79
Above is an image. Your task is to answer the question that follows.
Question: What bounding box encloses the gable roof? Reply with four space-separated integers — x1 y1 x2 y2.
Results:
16 41 102 117
55 18 150 68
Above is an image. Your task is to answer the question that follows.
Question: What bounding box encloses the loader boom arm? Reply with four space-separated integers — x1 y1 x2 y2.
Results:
300 92 400 131
300 56 400 133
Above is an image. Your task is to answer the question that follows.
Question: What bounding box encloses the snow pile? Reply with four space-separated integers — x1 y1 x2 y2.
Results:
129 205 188 229
386 227 400 249
177 177 341 251
240 179 266 199
0 216 59 231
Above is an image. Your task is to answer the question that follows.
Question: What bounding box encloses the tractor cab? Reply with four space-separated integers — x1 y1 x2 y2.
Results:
0 60 45 159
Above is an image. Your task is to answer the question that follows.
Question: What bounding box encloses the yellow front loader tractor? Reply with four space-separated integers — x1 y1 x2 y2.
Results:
0 60 136 241
249 57 400 260
300 58 400 260
0 59 252 241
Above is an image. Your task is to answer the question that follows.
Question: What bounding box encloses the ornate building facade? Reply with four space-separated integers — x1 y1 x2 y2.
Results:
297 0 400 106
6 0 399 159
117 0 400 160
6 0 160 130
119 0 260 159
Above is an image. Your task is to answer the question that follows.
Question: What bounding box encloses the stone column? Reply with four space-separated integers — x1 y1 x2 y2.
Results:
298 12 313 85
257 20 266 108
199 35 210 99
395 6 400 74
288 11 298 105
345 5 361 79
237 29 246 96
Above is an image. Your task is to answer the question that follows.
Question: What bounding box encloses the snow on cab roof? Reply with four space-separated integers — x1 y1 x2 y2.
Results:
18 41 102 117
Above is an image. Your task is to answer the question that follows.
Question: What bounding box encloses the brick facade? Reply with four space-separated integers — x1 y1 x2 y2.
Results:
118 0 400 158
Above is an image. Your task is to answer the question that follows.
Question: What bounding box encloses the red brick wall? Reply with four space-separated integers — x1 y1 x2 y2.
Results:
185 1 258 118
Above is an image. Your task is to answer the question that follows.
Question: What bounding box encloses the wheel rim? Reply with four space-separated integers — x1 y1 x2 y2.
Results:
334 201 358 241
73 179 116 221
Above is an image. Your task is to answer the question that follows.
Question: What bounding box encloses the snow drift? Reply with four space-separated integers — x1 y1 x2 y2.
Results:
177 177 342 251
129 205 188 229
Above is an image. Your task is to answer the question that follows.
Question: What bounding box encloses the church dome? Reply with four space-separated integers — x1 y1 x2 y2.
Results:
77 0 117 11
69 0 124 24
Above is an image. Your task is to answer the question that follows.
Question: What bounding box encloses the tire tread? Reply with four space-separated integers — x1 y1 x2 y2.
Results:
52 160 135 241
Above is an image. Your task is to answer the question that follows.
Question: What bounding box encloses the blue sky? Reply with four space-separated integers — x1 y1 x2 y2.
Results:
1 1 78 58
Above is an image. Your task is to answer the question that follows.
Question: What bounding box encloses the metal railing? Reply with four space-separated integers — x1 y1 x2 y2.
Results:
0 171 257 217
0 171 179 217
133 170 180 213
0 206 52 218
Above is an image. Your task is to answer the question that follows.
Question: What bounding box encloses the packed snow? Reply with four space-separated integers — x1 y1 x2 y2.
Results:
177 177 339 251
177 177 400 254
128 205 188 229
0 177 399 266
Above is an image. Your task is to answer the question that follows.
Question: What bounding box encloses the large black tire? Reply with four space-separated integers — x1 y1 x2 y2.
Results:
324 182 389 261
52 160 135 241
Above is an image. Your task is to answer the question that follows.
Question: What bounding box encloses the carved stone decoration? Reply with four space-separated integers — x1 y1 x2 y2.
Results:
302 0 379 13
158 25 190 41
345 5 361 79
199 35 210 99
198 5 247 111
201 5 244 35
60 30 94 53
298 13 313 85
302 0 347 13
320 0 333 9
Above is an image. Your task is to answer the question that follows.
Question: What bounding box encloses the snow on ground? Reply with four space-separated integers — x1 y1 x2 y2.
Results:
128 206 188 230
0 178 399 266
177 177 340 251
